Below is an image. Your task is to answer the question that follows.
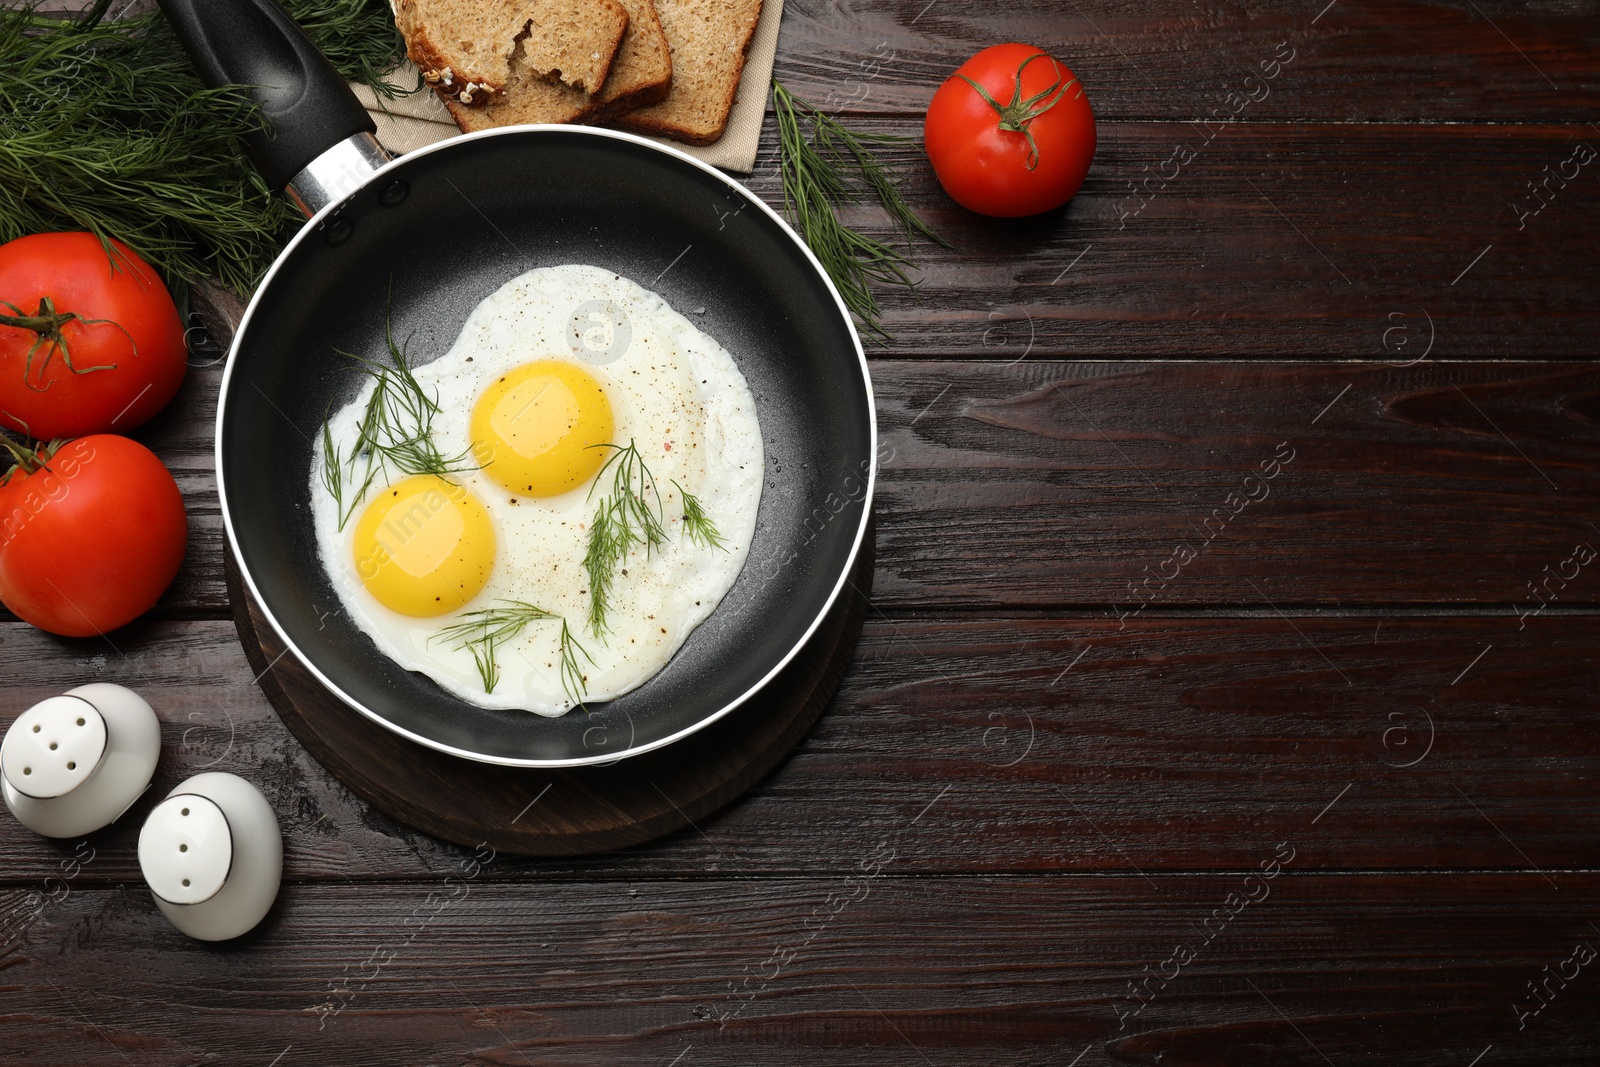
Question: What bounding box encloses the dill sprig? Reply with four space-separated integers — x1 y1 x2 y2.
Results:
582 502 623 638
582 445 728 635
591 441 669 548
319 403 363 529
583 440 668 637
323 319 474 529
0 0 410 293
556 619 594 710
771 78 948 341
348 336 473 479
433 601 554 695
432 601 592 706
673 480 727 550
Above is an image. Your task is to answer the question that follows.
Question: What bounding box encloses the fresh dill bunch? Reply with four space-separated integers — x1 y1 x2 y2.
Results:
323 319 474 528
582 440 668 637
771 78 948 342
0 3 289 292
281 0 412 102
432 601 592 706
0 0 409 292
673 479 727 550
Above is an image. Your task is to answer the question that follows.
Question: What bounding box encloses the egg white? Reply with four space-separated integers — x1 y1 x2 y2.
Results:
309 265 764 715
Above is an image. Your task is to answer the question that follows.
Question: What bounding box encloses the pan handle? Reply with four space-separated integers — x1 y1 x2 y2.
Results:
158 0 387 215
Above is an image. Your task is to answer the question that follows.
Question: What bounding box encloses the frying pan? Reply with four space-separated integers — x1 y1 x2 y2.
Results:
160 0 875 766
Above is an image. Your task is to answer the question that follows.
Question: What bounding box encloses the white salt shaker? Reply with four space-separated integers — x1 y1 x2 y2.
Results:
138 772 282 941
1 683 161 838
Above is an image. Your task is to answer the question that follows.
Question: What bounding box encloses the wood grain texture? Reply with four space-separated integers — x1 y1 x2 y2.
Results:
774 0 1600 122
4 0 1599 1062
2 613 1595 881
741 120 1600 356
95 361 1600 616
1 876 1595 1066
224 529 873 856
872 360 1600 607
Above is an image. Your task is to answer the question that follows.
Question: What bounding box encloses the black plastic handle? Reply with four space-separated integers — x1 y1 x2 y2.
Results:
157 0 377 191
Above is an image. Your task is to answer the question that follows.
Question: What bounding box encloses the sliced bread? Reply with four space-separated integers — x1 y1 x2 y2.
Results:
584 0 673 122
446 0 673 133
393 0 529 106
521 0 630 94
610 0 763 145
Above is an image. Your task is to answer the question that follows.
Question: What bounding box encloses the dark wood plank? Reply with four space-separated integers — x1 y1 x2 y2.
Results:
742 120 1600 356
775 0 1600 122
103 361 1600 615
3 613 1596 880
872 360 1600 607
2 875 1595 1064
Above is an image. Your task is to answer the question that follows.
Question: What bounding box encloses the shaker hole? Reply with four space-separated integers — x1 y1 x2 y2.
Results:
181 807 189 816
179 844 188 852
76 717 85 726
182 878 191 887
66 761 75 770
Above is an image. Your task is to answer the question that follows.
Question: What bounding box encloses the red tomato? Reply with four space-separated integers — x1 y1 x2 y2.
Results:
924 43 1096 217
0 435 187 637
0 233 187 440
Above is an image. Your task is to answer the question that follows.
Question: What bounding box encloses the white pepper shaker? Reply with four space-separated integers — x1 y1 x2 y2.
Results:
1 683 161 838
138 772 282 941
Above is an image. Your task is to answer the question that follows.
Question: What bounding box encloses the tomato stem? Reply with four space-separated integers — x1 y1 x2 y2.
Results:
0 296 122 391
0 433 61 480
0 297 78 337
957 52 1077 171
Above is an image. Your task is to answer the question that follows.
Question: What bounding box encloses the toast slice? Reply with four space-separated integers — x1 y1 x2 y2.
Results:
393 0 529 106
521 0 629 93
447 0 673 132
584 0 673 122
610 0 763 145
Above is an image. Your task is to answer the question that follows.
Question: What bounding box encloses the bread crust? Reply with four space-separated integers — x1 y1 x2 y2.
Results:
441 0 674 133
585 0 672 121
585 74 671 125
394 0 512 107
444 80 597 131
609 0 762 145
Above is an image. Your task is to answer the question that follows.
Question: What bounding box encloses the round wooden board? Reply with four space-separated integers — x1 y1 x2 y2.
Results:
224 523 873 856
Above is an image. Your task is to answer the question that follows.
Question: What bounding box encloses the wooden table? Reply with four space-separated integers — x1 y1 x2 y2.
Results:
5 1 1600 1063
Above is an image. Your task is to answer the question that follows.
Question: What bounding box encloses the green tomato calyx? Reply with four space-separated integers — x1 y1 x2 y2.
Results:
0 434 67 483
0 296 122 392
957 52 1077 171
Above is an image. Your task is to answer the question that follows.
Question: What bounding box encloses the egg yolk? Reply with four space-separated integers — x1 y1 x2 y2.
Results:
471 359 614 497
352 475 495 617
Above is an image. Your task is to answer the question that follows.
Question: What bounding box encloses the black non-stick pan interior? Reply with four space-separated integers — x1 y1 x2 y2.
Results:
220 130 873 764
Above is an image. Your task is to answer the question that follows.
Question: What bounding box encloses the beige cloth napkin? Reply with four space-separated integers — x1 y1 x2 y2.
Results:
350 0 782 174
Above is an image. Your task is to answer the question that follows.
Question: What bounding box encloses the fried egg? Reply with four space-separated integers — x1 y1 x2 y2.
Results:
309 265 763 715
